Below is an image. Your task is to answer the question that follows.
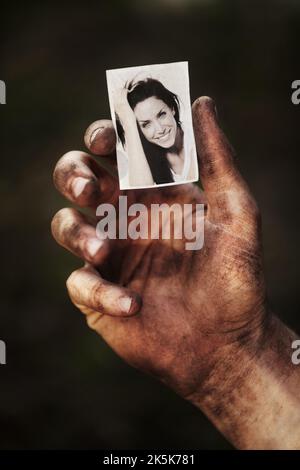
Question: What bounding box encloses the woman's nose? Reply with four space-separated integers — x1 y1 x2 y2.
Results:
153 119 164 135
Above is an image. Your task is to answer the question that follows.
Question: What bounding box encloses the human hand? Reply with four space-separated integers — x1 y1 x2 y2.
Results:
51 97 267 402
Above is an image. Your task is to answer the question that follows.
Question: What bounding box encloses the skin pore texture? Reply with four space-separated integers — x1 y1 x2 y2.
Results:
52 96 300 449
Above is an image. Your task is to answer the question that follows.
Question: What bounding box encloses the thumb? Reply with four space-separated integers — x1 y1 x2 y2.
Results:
192 96 257 225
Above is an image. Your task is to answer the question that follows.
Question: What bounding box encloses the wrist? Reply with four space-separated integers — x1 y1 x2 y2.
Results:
185 311 300 449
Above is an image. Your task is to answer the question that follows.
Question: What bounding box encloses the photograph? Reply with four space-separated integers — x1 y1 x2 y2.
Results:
106 61 199 189
2 0 300 462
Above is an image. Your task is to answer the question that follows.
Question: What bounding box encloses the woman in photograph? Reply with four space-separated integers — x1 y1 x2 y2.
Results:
115 78 196 187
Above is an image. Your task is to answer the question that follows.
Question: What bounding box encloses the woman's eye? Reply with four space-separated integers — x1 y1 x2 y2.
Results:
142 122 150 129
159 111 166 118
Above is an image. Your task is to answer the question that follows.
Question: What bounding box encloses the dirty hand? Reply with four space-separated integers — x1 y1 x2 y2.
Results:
52 98 299 449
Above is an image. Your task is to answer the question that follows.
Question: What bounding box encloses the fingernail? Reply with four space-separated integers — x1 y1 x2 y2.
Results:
71 177 90 198
118 297 133 314
90 127 104 145
86 238 104 257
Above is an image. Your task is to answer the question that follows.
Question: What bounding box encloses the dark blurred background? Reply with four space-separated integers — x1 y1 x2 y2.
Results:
1 0 300 450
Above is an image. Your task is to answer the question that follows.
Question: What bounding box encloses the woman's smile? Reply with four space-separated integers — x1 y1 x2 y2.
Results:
156 128 171 142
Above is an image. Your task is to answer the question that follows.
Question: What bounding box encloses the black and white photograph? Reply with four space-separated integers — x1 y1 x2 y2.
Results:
106 61 199 189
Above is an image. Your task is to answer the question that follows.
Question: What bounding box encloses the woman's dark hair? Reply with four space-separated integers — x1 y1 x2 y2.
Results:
116 78 182 185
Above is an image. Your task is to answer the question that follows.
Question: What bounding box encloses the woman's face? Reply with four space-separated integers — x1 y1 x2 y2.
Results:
133 97 177 148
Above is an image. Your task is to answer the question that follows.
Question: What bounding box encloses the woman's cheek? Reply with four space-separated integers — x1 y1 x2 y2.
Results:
139 126 148 139
146 127 154 140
